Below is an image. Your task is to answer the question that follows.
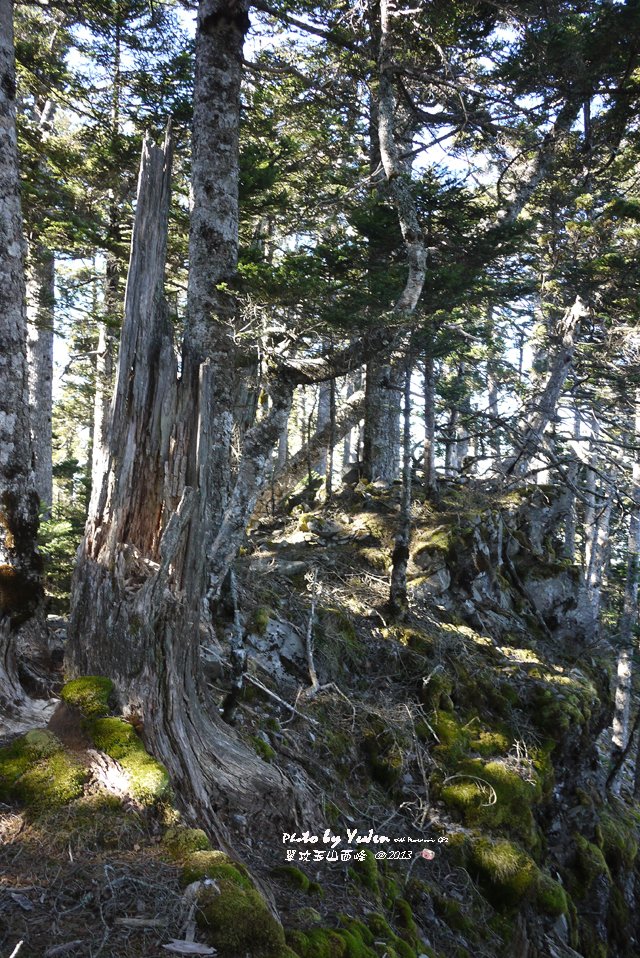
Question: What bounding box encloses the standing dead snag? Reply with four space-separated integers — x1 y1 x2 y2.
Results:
68 132 302 849
0 0 45 710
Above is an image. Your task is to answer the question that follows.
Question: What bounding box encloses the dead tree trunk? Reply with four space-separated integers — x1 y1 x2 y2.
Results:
0 0 45 710
67 132 300 846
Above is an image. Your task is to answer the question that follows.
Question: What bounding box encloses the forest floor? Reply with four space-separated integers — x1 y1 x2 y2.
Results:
1 481 639 958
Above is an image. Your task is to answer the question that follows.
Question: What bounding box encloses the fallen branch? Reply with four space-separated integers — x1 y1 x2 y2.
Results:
241 673 320 726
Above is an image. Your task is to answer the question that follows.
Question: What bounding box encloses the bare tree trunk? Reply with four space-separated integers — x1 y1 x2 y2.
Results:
26 241 54 514
487 362 501 468
0 0 45 709
504 296 587 479
343 369 361 467
390 356 412 617
610 395 640 786
575 470 614 643
315 378 331 477
265 390 365 506
562 408 581 561
363 360 402 483
423 352 437 492
444 407 459 477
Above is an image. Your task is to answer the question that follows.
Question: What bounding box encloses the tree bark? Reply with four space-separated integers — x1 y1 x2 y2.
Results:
389 354 412 617
315 378 331 477
610 395 640 784
575 469 614 643
26 241 54 514
504 296 587 479
0 0 44 709
265 389 365 506
423 352 437 491
363 360 402 483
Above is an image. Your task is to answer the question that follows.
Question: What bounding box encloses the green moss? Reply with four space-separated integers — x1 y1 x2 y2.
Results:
432 711 469 763
469 730 510 756
351 849 379 895
252 735 276 762
163 826 212 860
361 722 405 790
272 865 311 892
433 895 475 934
362 913 413 958
60 675 114 717
0 730 63 799
359 546 390 572
182 850 252 888
13 751 88 810
573 834 611 893
286 928 347 958
88 717 170 804
252 606 273 635
438 755 540 848
467 837 537 908
536 873 568 916
197 881 286 956
412 524 452 557
598 808 638 872
392 897 419 944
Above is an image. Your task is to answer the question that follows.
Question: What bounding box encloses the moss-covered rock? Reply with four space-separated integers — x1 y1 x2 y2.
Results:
182 850 252 888
272 865 311 892
467 837 537 908
350 849 380 896
197 880 286 956
13 751 88 810
252 606 273 635
573 834 611 895
60 676 114 717
598 806 638 873
88 716 170 804
536 873 569 916
163 826 212 860
252 735 276 762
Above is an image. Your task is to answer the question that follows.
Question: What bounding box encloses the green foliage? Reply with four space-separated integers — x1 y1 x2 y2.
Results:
40 510 86 613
